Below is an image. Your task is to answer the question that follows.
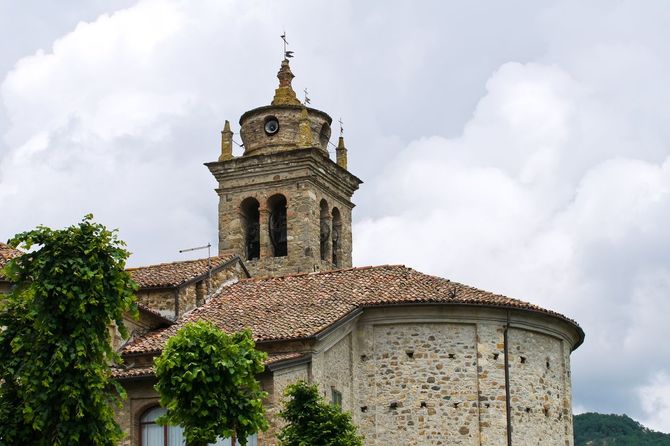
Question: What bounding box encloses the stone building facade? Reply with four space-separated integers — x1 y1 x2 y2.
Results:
118 265 582 446
110 56 584 446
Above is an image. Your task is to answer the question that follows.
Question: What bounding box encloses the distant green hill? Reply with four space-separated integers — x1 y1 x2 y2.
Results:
574 412 670 445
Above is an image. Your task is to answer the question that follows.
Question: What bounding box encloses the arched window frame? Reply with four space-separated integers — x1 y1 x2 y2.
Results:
139 406 184 446
139 406 258 446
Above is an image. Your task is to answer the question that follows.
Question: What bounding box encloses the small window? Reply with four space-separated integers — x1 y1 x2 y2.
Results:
331 388 343 407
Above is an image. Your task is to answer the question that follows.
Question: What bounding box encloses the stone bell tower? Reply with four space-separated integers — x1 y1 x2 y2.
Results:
206 57 362 277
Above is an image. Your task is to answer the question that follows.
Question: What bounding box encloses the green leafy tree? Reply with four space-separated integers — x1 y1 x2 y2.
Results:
278 381 364 446
574 412 670 445
154 322 268 446
0 215 137 445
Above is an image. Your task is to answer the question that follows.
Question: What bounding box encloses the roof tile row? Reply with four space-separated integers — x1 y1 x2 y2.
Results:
112 352 305 379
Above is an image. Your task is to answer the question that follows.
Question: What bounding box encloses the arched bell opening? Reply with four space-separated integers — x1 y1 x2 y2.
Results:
267 194 288 257
240 197 260 261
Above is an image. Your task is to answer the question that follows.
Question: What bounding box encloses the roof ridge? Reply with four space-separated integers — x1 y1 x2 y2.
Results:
127 254 236 271
241 263 407 282
416 269 528 303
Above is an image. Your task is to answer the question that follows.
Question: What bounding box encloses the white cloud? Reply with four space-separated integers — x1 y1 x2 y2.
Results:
0 0 252 264
355 55 670 425
639 372 670 433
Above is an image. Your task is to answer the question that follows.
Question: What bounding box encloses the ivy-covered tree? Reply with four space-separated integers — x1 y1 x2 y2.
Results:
0 215 137 445
278 381 364 446
154 322 268 446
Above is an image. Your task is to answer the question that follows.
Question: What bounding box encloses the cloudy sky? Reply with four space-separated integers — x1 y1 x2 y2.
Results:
2 0 670 433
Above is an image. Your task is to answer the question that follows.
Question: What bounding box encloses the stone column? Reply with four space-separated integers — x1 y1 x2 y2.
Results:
259 207 270 258
320 213 332 263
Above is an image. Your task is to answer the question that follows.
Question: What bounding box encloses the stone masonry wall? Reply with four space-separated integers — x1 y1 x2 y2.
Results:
261 363 310 446
348 307 579 446
362 323 480 445
239 106 331 156
476 323 508 445
321 334 354 412
508 328 572 446
563 341 574 443
209 148 359 279
177 284 196 317
220 178 353 278
136 289 176 319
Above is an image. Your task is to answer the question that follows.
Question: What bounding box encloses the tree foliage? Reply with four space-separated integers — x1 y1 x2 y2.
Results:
574 412 670 445
154 322 268 446
278 381 363 446
0 215 137 445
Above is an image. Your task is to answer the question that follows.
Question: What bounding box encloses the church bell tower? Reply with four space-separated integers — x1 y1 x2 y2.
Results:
206 55 362 277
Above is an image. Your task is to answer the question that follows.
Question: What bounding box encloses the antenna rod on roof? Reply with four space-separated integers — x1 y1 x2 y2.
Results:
179 243 212 297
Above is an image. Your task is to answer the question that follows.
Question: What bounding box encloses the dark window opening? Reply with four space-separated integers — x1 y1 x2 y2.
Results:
319 199 330 261
268 194 287 257
331 388 342 407
332 207 342 267
240 197 260 261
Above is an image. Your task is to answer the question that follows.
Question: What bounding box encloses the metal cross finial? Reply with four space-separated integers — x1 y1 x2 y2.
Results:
280 31 293 59
339 117 344 136
304 88 311 105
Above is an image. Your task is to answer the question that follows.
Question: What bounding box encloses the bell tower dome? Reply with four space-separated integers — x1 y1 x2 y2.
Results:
206 56 362 277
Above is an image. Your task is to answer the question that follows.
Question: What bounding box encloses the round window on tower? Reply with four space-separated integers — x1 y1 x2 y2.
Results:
264 116 279 135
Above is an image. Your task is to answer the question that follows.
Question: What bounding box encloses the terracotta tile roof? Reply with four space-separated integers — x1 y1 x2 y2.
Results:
127 255 239 289
0 242 22 278
123 265 583 356
112 352 305 379
111 365 154 380
265 351 305 365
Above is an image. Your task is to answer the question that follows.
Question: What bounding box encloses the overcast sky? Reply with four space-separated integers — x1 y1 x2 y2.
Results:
2 0 669 433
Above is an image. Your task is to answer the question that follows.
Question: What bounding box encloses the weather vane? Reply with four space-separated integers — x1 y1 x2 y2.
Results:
281 31 293 59
339 117 344 136
304 88 311 105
